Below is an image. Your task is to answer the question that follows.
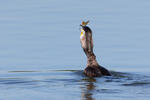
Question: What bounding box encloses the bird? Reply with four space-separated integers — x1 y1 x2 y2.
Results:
80 21 111 77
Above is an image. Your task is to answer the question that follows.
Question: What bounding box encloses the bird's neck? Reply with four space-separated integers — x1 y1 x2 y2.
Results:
86 51 99 67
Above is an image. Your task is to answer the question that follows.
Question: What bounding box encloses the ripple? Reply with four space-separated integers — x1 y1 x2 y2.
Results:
122 81 150 86
0 69 150 89
96 88 122 93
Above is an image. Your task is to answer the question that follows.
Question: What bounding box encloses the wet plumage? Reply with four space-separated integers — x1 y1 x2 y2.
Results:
80 21 111 77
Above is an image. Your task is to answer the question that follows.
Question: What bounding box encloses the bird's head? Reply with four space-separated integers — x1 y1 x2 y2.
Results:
80 20 90 40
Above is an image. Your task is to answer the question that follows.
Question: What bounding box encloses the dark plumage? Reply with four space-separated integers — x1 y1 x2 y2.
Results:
80 21 111 77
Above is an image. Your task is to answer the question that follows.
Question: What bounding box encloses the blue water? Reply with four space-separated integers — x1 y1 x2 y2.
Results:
0 0 150 100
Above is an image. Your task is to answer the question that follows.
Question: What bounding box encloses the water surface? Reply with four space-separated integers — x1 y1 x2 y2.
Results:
0 0 150 100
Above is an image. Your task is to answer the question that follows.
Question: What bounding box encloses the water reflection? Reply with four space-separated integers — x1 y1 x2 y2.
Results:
81 77 96 100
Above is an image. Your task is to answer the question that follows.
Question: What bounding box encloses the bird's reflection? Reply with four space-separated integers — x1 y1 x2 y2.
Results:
80 77 96 100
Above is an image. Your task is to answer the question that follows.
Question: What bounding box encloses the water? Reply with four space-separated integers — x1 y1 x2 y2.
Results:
0 0 150 100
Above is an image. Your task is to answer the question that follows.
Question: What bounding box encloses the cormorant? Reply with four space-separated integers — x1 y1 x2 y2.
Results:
80 21 111 77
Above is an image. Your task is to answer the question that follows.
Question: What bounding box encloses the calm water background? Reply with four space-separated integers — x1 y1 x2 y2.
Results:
0 0 150 100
